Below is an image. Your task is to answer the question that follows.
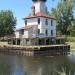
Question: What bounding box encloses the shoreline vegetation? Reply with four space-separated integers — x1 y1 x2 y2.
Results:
66 37 75 50
66 42 75 50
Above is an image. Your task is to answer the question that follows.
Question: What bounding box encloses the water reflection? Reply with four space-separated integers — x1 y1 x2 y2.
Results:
0 55 12 75
0 54 75 75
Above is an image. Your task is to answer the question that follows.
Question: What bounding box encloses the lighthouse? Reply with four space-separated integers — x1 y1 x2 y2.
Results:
15 0 56 45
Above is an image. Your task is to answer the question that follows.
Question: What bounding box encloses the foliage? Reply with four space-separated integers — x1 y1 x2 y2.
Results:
51 0 75 36
56 61 75 75
66 42 75 49
0 10 16 37
66 37 75 42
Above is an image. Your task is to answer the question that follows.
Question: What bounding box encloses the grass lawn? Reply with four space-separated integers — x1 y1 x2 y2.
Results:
66 42 75 50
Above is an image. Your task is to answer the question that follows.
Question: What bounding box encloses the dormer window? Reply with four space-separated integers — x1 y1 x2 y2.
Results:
38 18 40 24
25 20 27 25
45 19 48 25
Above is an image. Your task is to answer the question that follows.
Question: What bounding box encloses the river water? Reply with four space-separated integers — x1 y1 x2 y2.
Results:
0 51 75 75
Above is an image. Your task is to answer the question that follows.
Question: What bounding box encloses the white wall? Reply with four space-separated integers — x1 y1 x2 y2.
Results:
15 31 19 38
23 31 29 38
15 17 56 39
15 30 29 38
26 17 56 37
38 17 56 37
28 28 33 38
33 2 47 14
23 28 37 38
26 18 38 25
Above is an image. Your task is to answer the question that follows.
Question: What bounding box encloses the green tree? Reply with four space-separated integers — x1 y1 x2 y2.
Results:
70 20 75 36
0 10 16 38
51 0 75 36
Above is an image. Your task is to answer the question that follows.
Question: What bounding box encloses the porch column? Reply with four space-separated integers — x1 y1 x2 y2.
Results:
35 38 39 45
49 38 51 45
37 38 39 45
44 38 46 45
11 40 13 45
54 38 56 44
16 39 17 45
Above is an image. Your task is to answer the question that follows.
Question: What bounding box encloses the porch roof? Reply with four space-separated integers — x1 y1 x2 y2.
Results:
16 25 38 32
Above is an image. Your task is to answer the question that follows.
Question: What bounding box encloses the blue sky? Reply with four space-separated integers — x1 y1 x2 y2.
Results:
0 0 60 28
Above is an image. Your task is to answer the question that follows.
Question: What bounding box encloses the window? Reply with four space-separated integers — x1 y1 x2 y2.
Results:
25 20 27 25
45 19 48 25
51 20 53 26
20 29 24 35
38 29 40 34
45 29 48 36
38 18 40 24
32 6 35 15
51 30 53 36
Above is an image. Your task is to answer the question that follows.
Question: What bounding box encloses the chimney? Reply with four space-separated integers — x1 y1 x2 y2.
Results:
31 6 35 16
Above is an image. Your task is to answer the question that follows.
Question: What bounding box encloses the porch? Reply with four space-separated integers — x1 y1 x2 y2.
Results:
8 36 65 46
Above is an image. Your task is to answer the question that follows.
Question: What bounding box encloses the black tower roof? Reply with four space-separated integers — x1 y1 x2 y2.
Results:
32 0 47 2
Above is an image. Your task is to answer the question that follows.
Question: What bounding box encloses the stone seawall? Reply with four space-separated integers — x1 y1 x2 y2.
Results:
0 45 70 56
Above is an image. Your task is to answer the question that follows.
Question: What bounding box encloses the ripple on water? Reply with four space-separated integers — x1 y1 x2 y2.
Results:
0 53 75 75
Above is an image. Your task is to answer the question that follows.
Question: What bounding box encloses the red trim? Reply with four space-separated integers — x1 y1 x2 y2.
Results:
23 12 56 20
24 16 56 20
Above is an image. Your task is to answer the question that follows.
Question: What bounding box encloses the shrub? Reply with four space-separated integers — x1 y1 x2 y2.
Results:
66 37 75 42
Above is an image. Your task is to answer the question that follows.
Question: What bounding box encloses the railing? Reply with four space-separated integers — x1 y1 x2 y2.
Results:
19 34 56 38
56 35 65 38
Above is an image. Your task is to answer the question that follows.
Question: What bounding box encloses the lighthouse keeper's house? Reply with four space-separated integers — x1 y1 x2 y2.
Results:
15 0 57 46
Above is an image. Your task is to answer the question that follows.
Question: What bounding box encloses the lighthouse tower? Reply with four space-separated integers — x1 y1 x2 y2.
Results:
32 0 47 14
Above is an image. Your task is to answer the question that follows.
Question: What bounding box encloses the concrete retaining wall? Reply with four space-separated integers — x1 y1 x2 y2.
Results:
0 45 70 56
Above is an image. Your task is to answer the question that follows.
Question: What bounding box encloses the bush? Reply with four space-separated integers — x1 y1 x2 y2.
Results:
66 37 75 42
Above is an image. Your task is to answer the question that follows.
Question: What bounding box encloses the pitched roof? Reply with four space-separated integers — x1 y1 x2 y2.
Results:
25 25 35 30
23 12 56 20
16 25 37 32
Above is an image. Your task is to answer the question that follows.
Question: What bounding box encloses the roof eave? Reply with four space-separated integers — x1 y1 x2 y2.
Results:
23 16 56 20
